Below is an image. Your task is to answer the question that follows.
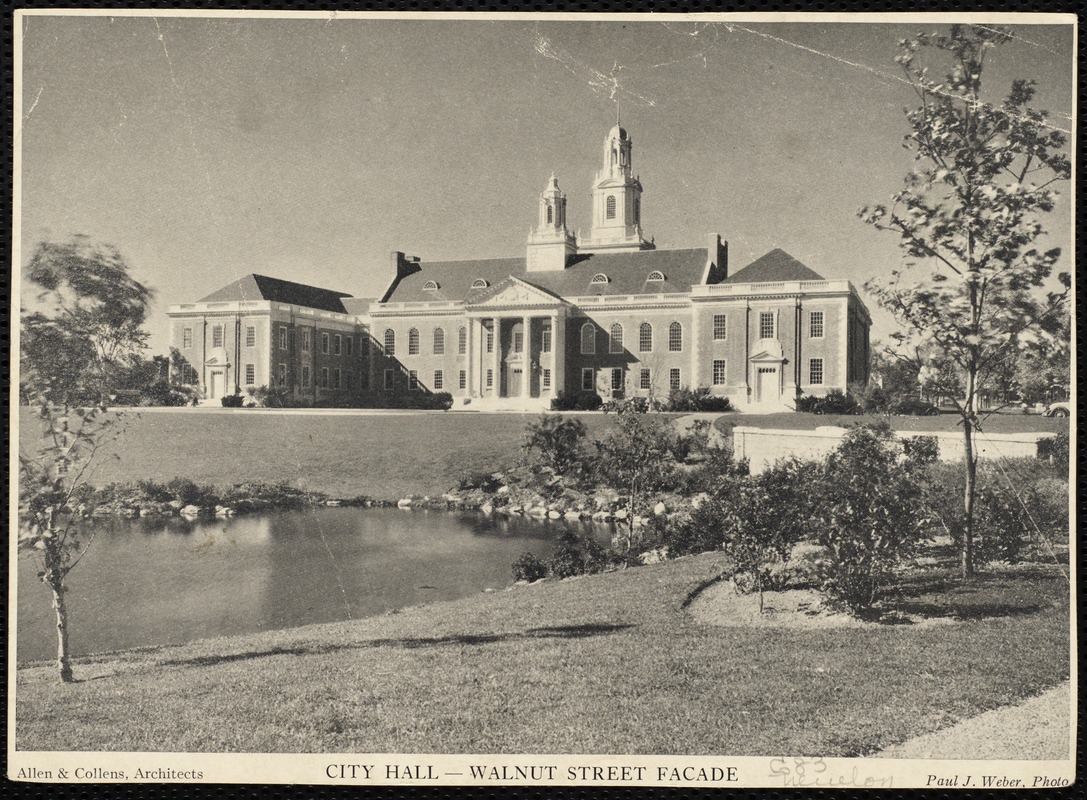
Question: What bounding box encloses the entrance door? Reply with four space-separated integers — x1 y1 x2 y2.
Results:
209 370 222 399
508 367 523 397
756 367 778 403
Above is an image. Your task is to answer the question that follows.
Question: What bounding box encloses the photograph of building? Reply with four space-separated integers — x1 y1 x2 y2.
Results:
169 120 870 409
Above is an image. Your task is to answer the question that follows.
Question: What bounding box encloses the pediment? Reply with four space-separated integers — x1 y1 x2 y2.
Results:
749 339 785 362
204 347 232 367
466 276 563 309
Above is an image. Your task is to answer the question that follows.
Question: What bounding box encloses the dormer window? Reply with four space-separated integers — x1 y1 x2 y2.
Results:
423 280 440 291
590 273 609 285
471 279 489 290
647 271 665 282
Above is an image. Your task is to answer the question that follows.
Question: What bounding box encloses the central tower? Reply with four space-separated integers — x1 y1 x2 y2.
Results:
581 117 654 253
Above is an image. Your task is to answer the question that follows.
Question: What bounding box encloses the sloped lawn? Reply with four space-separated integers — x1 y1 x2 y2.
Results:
16 552 1069 755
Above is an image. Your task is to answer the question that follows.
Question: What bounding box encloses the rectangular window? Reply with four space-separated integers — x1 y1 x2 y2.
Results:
277 363 288 386
639 324 652 353
542 368 551 390
212 325 225 348
712 359 727 386
581 368 594 391
384 369 395 391
713 314 727 340
331 368 340 389
433 370 444 390
245 326 256 347
301 365 310 387
278 327 288 351
301 330 310 353
320 368 329 389
611 367 623 391
181 364 197 385
182 327 193 349
669 368 681 391
458 328 467 355
759 312 775 340
321 333 330 355
245 364 256 386
346 337 353 356
486 369 494 389
485 324 494 354
334 335 342 355
809 358 824 386
640 368 651 390
344 372 352 391
409 370 420 391
810 310 825 339
514 330 524 353
541 327 552 354
458 370 467 390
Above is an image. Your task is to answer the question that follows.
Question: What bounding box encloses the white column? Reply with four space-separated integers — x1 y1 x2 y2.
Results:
552 312 566 397
492 317 501 397
522 314 532 401
466 317 475 398
690 305 701 389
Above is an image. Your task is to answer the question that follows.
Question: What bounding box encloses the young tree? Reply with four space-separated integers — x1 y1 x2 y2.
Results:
860 25 1071 578
19 235 152 682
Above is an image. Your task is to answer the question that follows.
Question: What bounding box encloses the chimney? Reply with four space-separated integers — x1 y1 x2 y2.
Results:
704 233 729 284
390 251 422 280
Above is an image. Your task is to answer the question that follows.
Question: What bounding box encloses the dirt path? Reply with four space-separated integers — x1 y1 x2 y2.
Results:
877 681 1071 760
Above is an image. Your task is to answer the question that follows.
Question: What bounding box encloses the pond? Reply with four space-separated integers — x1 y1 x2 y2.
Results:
16 508 612 663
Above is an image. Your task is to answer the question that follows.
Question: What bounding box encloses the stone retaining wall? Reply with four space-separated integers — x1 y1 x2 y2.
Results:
732 425 1055 474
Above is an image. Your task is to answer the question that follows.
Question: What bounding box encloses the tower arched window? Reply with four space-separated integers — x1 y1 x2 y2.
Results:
634 197 640 225
606 195 617 220
669 322 683 352
609 323 624 354
408 328 420 355
546 205 553 224
384 329 396 356
639 322 653 353
581 322 596 355
433 327 445 355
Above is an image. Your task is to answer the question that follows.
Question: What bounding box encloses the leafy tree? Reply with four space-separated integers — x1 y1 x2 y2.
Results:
860 25 1071 578
593 404 678 555
521 414 587 475
19 236 152 682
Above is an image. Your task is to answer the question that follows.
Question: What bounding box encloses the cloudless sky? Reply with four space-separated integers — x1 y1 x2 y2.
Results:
18 14 1075 353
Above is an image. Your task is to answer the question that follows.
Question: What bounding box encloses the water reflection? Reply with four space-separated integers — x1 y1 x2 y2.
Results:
16 508 610 662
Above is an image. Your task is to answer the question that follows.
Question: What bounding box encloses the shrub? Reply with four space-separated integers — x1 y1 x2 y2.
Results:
1037 431 1069 470
164 477 217 508
457 470 502 493
817 389 862 415
665 386 732 412
851 381 891 414
794 394 820 413
521 414 587 475
512 552 548 582
675 443 750 496
574 391 603 411
220 393 245 408
812 424 930 612
902 435 940 468
592 404 679 510
247 384 294 408
141 382 192 407
548 531 609 578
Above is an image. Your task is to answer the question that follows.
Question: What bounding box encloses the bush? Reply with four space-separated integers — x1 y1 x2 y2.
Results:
601 396 658 414
812 424 930 612
665 386 732 413
795 389 862 415
220 393 245 408
548 531 609 578
550 390 603 411
902 435 939 467
851 381 891 414
457 470 502 493
1037 431 1069 469
675 443 750 496
521 414 587 475
512 552 548 582
164 477 218 508
247 384 295 408
141 382 193 407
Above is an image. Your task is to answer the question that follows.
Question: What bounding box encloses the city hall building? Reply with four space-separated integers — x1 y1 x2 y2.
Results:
167 122 871 411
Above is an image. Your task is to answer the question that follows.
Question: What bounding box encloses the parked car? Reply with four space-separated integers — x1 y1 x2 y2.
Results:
889 397 940 416
1045 400 1071 418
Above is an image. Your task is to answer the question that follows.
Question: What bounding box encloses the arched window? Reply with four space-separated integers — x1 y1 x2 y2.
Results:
546 205 553 224
384 329 396 356
609 323 624 354
639 322 653 353
581 322 596 355
458 326 467 355
606 195 617 220
433 327 445 355
423 280 439 291
647 271 665 282
471 278 489 290
634 197 640 225
408 328 420 355
668 322 683 352
590 273 609 285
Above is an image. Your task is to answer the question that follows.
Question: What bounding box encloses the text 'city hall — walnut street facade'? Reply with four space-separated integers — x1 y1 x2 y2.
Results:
167 122 871 410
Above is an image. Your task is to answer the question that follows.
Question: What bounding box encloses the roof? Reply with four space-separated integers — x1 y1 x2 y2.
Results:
341 297 374 316
382 248 712 304
199 274 352 314
724 249 824 284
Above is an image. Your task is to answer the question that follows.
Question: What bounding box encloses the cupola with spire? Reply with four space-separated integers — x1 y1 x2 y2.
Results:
581 108 654 253
526 173 578 272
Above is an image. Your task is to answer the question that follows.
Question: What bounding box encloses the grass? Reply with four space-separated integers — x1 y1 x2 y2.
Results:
713 411 1068 438
16 552 1069 755
18 410 623 500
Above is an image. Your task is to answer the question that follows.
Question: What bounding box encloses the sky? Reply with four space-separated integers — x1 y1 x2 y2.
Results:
17 13 1076 354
